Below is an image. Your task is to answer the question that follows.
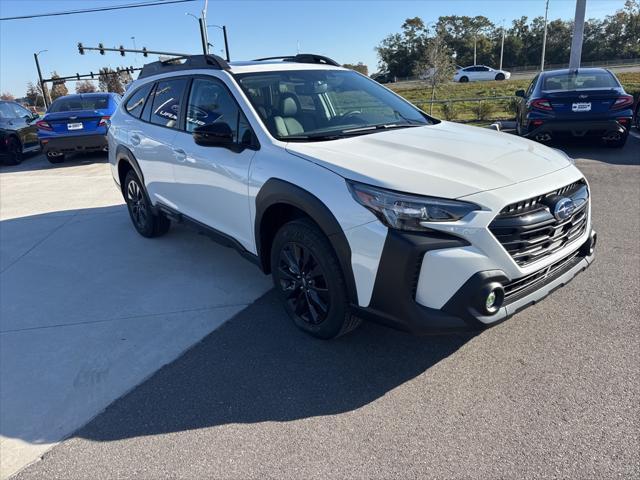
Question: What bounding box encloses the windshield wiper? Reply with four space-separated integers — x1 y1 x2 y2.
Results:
342 123 422 134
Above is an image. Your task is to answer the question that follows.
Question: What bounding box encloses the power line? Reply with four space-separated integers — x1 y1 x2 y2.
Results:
0 0 197 21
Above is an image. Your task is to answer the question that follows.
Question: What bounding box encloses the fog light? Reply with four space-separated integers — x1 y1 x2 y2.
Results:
486 290 497 310
478 283 504 315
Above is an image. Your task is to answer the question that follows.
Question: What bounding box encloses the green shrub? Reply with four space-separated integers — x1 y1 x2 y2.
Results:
472 101 496 121
441 102 458 120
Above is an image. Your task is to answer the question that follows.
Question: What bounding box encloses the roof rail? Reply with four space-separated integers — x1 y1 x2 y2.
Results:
138 54 231 79
252 54 340 67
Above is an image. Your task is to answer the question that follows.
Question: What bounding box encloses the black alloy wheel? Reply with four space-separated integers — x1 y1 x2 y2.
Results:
277 242 330 326
4 137 22 165
271 219 361 339
124 170 170 238
127 177 148 231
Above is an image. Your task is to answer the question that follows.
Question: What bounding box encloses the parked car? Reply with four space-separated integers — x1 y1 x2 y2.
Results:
108 53 596 339
36 92 121 164
454 65 511 82
635 96 640 131
0 101 41 165
514 68 634 148
371 72 394 84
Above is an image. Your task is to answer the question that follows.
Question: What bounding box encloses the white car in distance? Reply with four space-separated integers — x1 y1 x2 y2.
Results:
454 65 511 82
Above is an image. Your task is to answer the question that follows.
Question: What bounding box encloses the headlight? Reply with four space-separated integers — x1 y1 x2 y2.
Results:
347 181 480 231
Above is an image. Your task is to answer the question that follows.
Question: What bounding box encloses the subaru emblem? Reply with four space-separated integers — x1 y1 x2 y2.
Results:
553 197 575 221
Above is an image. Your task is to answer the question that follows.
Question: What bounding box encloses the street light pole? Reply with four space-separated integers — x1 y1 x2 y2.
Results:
33 50 49 108
569 0 587 69
208 24 230 61
541 0 549 71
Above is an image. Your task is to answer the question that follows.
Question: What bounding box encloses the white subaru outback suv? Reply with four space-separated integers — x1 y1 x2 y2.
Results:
108 53 596 339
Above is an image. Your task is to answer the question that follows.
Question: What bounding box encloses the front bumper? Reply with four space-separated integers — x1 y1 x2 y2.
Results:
41 134 107 154
354 229 596 335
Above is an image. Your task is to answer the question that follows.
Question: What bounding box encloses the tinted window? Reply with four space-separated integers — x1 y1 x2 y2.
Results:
125 84 152 118
542 71 619 91
49 95 110 112
0 102 15 119
149 78 187 128
11 103 32 118
186 78 237 138
185 78 254 146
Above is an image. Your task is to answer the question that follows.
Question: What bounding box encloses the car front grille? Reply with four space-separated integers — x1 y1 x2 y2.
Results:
503 249 582 304
489 180 589 267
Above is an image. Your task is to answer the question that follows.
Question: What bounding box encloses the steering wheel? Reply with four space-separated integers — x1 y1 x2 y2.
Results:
334 110 367 125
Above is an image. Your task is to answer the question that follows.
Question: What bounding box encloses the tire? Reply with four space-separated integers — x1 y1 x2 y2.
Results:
124 170 170 238
46 152 65 164
271 219 361 339
459 76 469 83
3 137 23 165
495 73 505 81
515 117 523 136
605 134 628 149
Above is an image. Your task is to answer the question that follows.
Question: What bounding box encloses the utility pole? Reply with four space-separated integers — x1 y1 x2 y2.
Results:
33 51 49 108
198 17 208 55
569 0 587 69
499 22 506 71
222 26 230 61
473 33 477 65
201 0 209 54
541 0 549 71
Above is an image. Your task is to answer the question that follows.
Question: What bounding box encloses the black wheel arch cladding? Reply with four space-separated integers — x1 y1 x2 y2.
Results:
255 178 359 306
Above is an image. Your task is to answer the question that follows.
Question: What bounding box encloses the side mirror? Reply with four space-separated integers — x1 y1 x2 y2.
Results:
193 122 234 148
515 89 526 98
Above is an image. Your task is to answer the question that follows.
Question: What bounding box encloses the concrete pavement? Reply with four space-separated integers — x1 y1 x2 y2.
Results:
8 136 640 479
0 154 272 478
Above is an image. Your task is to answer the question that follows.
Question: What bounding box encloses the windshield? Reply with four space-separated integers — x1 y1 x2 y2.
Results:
542 71 619 91
49 95 110 112
236 69 432 141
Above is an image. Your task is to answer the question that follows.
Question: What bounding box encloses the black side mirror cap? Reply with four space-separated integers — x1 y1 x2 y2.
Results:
515 89 526 98
193 122 234 148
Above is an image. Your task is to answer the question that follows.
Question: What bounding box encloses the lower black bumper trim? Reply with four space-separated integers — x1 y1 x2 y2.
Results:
42 134 107 153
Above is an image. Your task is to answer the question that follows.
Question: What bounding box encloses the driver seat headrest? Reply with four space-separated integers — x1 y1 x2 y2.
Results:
280 94 300 117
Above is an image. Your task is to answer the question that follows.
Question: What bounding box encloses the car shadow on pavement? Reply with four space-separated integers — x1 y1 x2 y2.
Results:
73 290 473 442
545 135 639 166
0 152 108 173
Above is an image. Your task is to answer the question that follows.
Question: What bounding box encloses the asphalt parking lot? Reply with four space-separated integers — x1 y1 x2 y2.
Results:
2 134 639 479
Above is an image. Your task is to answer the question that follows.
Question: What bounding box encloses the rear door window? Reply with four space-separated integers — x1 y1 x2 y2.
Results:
124 84 153 118
149 78 188 129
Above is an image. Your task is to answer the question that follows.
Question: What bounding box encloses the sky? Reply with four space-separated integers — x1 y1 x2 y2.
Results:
0 0 629 97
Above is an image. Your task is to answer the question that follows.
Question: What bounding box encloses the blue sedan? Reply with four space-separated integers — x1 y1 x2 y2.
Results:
515 68 634 148
37 92 120 163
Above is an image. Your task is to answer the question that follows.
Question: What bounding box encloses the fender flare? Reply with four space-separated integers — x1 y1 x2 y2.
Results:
255 178 359 306
115 145 145 190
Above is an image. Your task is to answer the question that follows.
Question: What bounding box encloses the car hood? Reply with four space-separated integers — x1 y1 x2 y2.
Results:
285 121 572 199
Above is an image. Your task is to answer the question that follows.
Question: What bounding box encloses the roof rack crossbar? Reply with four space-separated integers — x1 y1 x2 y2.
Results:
138 54 231 79
252 54 340 67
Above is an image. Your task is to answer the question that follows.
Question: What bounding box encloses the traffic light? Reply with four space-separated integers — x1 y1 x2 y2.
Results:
90 72 94 79
119 45 125 56
78 42 85 55
98 43 105 55
76 73 80 80
142 47 148 57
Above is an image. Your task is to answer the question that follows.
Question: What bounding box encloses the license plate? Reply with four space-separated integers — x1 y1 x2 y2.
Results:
67 122 83 130
572 102 591 112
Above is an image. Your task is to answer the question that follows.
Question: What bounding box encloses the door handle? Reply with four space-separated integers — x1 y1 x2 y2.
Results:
130 134 141 146
173 148 187 162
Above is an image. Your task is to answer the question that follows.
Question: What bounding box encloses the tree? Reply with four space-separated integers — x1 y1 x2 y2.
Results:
75 80 97 93
376 17 430 78
50 72 68 100
98 68 125 94
414 34 456 114
342 62 369 76
0 92 15 101
24 82 46 107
